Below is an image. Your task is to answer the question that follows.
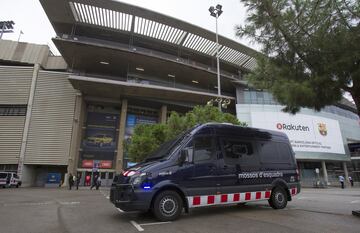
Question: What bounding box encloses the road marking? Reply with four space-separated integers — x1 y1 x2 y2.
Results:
106 196 109 199
297 197 308 200
130 220 144 232
117 208 124 213
3 201 53 207
60 201 80 205
351 200 360 204
140 222 171 226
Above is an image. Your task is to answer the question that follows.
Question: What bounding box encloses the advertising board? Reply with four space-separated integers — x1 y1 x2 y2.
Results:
251 112 345 154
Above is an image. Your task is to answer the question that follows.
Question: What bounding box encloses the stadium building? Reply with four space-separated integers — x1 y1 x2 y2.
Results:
0 0 359 187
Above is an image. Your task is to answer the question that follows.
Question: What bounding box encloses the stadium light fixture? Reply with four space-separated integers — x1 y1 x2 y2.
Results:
208 4 223 111
99 61 109 65
0 21 15 39
192 80 199 84
136 67 144 71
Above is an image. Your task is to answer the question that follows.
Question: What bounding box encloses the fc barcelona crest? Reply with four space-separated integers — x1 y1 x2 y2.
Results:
318 123 327 136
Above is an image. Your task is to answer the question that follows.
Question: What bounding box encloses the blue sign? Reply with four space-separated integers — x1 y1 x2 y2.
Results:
46 173 61 184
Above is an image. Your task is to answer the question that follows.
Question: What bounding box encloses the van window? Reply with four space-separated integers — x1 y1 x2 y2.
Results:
221 139 259 168
193 137 214 163
258 141 292 164
0 173 7 179
276 143 292 162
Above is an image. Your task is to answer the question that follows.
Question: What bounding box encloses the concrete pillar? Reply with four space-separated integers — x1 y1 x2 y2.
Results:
115 99 128 173
321 161 329 185
343 162 349 184
17 64 40 180
159 105 167 124
67 92 83 175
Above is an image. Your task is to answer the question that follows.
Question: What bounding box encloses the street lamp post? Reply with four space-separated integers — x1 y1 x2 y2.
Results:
209 4 223 111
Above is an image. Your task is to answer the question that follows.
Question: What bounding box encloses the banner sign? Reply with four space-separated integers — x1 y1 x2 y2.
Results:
80 111 120 169
81 160 113 169
125 114 158 140
250 112 345 154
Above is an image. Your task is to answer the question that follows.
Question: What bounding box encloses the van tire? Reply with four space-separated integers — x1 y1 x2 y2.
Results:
16 184 19 188
268 187 287 209
152 190 183 221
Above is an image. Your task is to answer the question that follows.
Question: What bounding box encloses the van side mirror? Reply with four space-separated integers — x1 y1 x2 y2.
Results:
178 148 192 166
178 150 188 166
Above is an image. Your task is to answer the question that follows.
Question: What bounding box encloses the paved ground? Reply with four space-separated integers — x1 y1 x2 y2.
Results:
0 187 359 233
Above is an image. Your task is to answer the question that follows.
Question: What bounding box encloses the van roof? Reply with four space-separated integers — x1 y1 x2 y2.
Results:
192 123 289 140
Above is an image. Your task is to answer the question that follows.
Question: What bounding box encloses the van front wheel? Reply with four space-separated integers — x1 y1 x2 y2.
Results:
268 187 287 209
152 190 183 221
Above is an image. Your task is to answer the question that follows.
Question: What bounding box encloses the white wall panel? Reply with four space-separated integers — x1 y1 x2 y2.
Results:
25 71 76 165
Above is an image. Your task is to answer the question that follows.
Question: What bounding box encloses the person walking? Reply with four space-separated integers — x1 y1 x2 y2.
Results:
96 175 101 190
76 173 81 190
68 173 74 190
339 175 345 189
349 176 354 187
90 174 97 190
85 175 91 186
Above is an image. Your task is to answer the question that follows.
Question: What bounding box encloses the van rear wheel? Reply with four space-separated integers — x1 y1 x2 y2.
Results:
152 190 183 221
268 187 287 209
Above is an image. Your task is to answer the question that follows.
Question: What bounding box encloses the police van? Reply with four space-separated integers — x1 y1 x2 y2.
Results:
110 123 300 221
0 172 22 188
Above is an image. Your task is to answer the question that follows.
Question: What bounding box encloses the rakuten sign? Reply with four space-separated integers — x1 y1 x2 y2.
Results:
251 112 345 154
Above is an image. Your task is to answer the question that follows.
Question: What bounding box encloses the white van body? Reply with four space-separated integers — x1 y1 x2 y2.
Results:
0 172 21 188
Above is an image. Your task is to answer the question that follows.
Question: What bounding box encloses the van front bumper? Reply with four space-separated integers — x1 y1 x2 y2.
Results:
110 184 153 212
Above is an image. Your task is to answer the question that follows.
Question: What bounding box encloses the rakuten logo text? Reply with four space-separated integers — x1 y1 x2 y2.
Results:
276 123 310 131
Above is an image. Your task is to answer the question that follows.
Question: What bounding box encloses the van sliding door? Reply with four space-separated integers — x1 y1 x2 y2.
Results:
218 138 262 194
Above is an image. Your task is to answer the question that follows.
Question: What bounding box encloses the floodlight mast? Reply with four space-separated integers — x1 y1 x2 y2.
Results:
0 21 15 39
208 5 223 111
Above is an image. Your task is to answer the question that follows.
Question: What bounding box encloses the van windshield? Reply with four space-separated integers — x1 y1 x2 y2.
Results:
145 130 191 161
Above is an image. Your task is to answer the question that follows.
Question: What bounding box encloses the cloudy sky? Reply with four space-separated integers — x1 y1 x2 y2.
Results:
1 0 257 55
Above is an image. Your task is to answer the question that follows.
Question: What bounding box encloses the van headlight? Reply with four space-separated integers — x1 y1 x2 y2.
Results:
130 172 150 186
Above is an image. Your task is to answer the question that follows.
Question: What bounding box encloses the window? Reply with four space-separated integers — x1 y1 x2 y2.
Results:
276 143 292 162
258 142 278 163
222 139 257 167
258 141 292 164
193 137 214 162
108 172 114 179
101 173 106 179
0 105 27 116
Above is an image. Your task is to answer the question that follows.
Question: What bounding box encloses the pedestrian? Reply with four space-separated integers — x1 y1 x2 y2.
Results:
96 175 101 190
68 173 74 190
339 175 345 189
90 175 97 190
349 176 354 187
85 175 91 186
76 173 81 190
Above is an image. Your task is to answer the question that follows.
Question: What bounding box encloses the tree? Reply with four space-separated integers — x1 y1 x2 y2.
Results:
127 105 245 162
236 0 360 117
